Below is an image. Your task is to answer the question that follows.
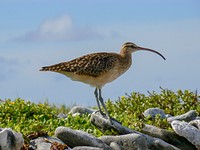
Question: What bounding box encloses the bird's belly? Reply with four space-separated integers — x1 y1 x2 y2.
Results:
60 69 124 88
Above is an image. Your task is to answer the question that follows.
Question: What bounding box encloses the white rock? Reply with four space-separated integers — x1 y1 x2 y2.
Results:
99 133 148 150
110 142 121 150
55 127 110 149
69 106 94 115
91 113 180 150
143 108 166 119
72 146 104 150
171 120 200 149
30 136 70 150
0 128 24 150
196 117 200 120
141 124 196 149
190 119 200 130
167 110 196 122
57 113 67 119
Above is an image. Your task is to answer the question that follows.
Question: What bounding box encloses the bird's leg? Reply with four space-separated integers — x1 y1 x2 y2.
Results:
98 89 112 124
94 88 104 115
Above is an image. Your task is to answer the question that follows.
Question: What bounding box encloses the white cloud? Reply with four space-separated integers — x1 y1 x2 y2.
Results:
38 15 72 39
13 15 104 42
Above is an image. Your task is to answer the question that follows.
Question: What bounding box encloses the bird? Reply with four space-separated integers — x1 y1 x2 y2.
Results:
40 42 165 124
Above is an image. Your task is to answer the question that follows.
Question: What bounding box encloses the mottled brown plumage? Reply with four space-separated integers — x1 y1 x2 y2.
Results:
41 52 119 77
40 42 165 124
40 51 133 88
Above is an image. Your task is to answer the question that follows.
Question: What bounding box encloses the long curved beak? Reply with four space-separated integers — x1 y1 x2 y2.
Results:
137 46 166 60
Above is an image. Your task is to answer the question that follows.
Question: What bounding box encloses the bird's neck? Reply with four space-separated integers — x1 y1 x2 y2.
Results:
120 48 132 60
119 48 132 67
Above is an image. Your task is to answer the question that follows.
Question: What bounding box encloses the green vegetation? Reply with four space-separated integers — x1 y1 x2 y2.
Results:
0 99 102 143
0 89 199 143
107 88 200 131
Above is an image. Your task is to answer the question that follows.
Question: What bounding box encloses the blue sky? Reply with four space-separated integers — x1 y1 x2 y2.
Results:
0 0 200 106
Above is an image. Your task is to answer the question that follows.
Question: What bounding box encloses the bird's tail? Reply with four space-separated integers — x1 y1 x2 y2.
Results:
39 63 64 72
39 65 57 71
39 66 50 71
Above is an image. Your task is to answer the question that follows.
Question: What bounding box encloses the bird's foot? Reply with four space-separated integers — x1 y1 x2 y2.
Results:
108 116 121 125
94 110 106 116
94 110 121 125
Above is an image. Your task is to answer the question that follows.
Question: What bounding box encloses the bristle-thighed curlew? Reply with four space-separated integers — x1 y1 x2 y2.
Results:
40 42 165 124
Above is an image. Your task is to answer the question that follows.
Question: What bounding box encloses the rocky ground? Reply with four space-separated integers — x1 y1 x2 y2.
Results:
1 106 200 150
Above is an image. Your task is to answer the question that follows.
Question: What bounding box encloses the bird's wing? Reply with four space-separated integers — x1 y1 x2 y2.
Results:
40 52 118 77
64 52 118 77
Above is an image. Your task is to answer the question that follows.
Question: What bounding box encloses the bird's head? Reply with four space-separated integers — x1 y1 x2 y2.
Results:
121 42 166 60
